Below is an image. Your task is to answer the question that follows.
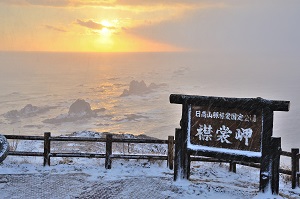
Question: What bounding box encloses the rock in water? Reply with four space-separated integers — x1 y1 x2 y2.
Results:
4 104 55 119
0 134 9 163
120 80 151 96
43 99 100 124
20 104 39 115
128 80 148 94
68 99 93 116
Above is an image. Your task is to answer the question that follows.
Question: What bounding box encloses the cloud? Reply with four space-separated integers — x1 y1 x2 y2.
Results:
44 25 67 32
75 19 116 31
75 19 104 30
125 1 300 55
28 0 69 6
0 0 111 7
0 0 69 7
1 0 221 8
115 0 217 7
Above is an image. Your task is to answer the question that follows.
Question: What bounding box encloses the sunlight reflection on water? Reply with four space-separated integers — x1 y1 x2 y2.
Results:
0 52 299 160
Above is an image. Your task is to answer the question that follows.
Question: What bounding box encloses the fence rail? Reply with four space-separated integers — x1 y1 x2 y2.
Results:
281 151 292 157
2 133 300 189
4 133 174 170
8 151 44 157
5 135 44 140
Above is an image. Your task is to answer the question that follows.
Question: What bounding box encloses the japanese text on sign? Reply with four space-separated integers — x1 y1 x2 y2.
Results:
195 110 257 123
195 124 253 146
190 106 262 152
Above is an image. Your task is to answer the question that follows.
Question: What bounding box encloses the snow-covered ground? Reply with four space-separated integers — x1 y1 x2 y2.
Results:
1 132 300 199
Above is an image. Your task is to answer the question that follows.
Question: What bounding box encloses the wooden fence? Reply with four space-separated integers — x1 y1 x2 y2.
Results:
3 132 174 170
190 149 300 189
2 133 300 189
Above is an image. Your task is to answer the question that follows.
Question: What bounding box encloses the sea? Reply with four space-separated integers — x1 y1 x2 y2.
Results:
0 51 299 156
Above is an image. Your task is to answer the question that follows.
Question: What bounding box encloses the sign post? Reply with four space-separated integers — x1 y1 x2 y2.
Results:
170 94 289 194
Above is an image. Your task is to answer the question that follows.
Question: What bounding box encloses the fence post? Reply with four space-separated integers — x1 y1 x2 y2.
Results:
229 161 236 173
105 134 112 169
271 137 281 195
174 128 182 181
168 136 174 170
187 150 191 179
291 148 299 189
259 107 273 193
43 132 51 166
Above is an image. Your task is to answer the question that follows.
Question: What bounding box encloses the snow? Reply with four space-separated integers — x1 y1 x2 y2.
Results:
0 132 299 198
187 144 262 158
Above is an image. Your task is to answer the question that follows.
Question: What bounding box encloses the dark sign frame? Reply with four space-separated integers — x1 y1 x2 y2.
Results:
170 94 290 195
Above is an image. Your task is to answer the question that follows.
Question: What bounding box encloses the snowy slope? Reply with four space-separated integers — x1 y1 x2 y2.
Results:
0 131 299 199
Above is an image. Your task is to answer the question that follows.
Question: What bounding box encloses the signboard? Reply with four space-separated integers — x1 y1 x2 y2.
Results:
170 94 290 194
189 105 262 154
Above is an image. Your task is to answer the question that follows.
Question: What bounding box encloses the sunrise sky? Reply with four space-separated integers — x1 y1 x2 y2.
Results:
1 0 299 53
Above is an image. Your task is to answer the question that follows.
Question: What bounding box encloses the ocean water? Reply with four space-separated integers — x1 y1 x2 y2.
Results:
0 51 299 154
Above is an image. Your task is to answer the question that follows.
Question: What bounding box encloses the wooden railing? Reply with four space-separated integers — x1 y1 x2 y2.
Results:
4 133 174 170
280 149 299 189
3 133 300 189
190 148 300 189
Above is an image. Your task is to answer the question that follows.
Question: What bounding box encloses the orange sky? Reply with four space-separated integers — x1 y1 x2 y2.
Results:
0 1 218 52
1 1 299 54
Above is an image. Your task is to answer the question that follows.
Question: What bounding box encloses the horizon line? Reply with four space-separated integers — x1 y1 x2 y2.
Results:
0 50 194 54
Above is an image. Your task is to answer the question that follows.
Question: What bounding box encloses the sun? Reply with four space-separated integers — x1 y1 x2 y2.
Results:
100 27 111 36
99 20 114 37
100 20 112 27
